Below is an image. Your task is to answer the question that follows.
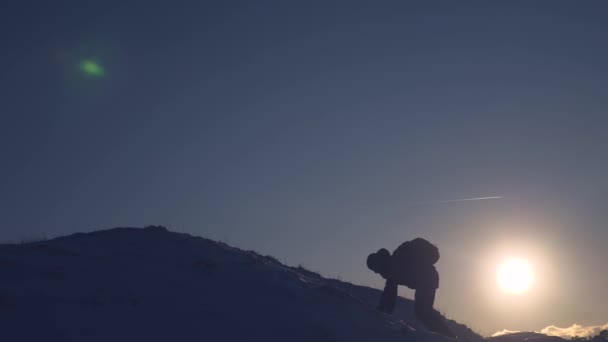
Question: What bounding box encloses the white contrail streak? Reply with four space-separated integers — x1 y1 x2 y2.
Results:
411 196 504 205
434 196 503 203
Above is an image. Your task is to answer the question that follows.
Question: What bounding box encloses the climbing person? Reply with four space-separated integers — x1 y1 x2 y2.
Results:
366 238 456 338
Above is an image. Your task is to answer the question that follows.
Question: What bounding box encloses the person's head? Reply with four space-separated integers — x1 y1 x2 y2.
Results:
366 248 391 274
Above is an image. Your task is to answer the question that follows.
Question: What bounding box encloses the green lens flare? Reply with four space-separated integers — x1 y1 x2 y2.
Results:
80 60 105 77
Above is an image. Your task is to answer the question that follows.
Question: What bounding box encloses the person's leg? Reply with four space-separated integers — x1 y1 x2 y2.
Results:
414 288 456 338
414 287 435 320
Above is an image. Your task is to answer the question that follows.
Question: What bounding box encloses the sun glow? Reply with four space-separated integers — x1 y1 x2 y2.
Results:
497 258 535 294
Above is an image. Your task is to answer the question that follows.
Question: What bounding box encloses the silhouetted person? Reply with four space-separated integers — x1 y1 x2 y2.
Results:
367 238 456 338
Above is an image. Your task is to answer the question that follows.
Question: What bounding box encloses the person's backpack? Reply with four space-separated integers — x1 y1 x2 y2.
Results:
393 238 440 265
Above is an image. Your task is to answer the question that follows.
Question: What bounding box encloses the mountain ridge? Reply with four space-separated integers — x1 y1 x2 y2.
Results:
1 226 484 341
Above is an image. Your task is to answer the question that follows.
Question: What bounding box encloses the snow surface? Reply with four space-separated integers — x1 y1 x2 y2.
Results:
0 226 485 342
488 332 568 342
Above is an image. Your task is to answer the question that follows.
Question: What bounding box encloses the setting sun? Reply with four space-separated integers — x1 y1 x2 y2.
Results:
497 258 535 294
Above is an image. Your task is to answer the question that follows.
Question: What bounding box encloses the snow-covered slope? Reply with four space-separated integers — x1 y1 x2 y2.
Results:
0 226 484 342
487 332 568 342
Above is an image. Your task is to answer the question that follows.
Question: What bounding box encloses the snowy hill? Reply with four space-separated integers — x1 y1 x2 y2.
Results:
488 332 568 342
0 226 484 342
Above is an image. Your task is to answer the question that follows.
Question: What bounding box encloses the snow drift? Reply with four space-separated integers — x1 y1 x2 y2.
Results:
0 226 484 342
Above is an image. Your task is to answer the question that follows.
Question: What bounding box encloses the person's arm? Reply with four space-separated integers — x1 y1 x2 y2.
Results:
377 279 398 313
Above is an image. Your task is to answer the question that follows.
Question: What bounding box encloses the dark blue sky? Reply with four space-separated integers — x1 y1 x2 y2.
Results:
2 1 607 334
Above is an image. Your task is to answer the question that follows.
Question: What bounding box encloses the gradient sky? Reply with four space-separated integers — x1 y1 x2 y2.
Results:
2 1 607 335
